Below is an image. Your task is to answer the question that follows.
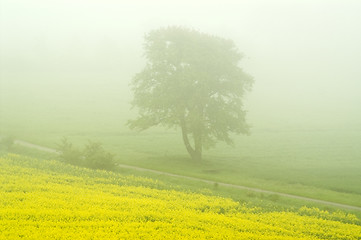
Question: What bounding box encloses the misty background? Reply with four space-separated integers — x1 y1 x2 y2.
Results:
1 0 361 135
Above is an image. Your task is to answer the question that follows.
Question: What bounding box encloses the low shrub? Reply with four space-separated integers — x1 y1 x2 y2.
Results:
57 138 115 170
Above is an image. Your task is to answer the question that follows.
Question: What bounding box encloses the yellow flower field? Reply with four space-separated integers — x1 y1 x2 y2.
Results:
0 154 360 239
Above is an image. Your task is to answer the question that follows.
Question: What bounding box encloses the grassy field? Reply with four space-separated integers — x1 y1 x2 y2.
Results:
2 122 360 208
1 154 360 239
1 77 361 210
2 1 361 238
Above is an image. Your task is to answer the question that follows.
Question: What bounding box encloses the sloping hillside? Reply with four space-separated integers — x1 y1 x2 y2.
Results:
0 154 360 239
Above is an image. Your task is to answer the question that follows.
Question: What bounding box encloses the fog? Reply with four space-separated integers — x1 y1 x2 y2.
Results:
1 0 361 131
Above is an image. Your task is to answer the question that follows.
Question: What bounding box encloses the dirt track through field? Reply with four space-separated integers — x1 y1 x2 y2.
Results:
11 138 361 211
14 140 59 153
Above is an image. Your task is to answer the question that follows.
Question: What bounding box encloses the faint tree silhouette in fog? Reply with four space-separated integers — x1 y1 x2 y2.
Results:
129 27 253 161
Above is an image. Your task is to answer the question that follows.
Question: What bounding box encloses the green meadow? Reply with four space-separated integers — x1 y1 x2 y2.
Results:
1 75 360 211
2 2 361 239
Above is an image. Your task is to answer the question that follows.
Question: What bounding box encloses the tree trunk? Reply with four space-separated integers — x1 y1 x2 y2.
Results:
193 129 202 161
180 113 203 161
180 117 196 159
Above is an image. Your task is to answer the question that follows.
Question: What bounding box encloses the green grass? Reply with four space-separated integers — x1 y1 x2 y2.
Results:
1 78 361 210
2 127 361 208
105 130 361 207
30 128 359 207
2 147 360 222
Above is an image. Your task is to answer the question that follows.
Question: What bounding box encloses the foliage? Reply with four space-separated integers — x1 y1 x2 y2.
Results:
298 206 359 224
82 141 115 170
57 138 83 166
57 138 115 170
129 26 253 161
1 154 360 239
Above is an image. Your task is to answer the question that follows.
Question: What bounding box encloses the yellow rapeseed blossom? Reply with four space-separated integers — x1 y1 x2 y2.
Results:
0 154 360 239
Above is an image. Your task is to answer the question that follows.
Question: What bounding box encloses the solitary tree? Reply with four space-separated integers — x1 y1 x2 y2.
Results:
128 27 253 161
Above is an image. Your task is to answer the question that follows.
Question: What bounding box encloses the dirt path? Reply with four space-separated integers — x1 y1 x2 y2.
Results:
117 164 361 211
12 138 361 211
14 140 59 153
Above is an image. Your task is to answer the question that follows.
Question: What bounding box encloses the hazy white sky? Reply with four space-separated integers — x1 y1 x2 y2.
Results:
1 0 360 130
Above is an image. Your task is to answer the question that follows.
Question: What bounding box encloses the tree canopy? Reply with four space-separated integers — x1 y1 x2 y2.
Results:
128 26 253 161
